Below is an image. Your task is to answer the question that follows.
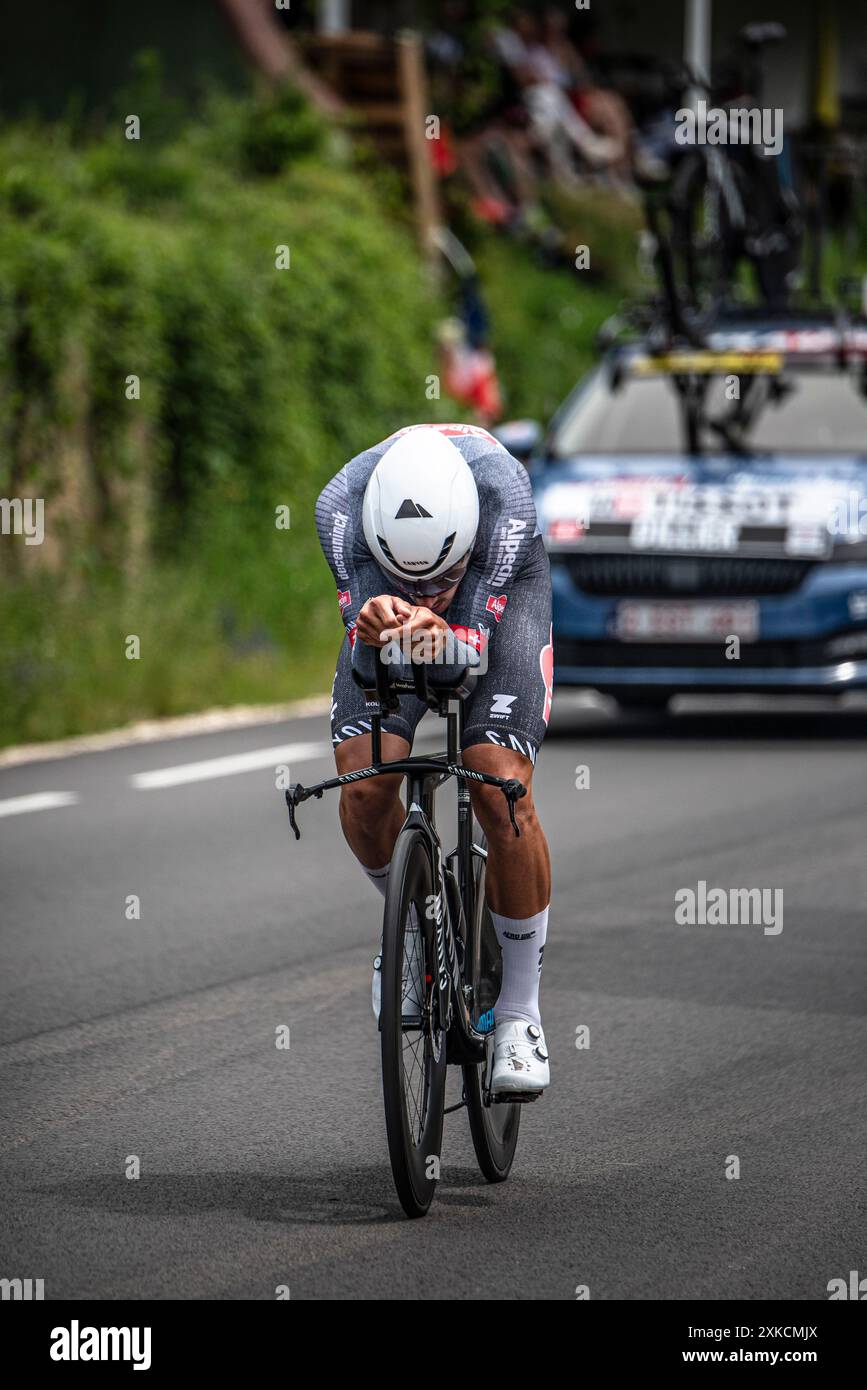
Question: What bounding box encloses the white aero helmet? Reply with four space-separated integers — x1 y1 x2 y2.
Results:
362 428 479 598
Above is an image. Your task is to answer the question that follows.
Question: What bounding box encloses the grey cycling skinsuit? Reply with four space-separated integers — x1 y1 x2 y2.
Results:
315 423 553 765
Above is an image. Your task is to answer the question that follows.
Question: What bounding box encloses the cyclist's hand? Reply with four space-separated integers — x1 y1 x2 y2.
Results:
392 606 449 663
356 594 414 646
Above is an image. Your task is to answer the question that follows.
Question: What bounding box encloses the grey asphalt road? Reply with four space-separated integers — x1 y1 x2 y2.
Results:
1 693 865 1300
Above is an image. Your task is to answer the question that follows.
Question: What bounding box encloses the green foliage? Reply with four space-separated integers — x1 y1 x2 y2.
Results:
0 82 445 745
239 83 327 175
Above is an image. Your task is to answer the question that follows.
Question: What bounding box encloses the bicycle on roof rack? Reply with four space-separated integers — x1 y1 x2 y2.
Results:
637 21 803 349
285 652 535 1219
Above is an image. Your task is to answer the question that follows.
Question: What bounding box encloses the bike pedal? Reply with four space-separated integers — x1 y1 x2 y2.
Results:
490 1090 544 1105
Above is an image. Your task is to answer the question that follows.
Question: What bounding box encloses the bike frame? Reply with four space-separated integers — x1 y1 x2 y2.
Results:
285 660 526 1069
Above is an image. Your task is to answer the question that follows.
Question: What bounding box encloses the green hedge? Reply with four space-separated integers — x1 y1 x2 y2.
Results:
0 85 450 744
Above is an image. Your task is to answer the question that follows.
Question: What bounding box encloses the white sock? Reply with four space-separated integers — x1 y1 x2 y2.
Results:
363 861 424 1013
363 862 390 898
490 906 548 1027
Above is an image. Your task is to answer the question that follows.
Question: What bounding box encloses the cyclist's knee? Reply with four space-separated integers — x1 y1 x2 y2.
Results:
474 786 540 844
334 731 409 831
339 773 403 827
462 747 539 843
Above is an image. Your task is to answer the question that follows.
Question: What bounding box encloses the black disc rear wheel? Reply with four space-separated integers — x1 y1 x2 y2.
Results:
381 827 447 1218
463 833 521 1182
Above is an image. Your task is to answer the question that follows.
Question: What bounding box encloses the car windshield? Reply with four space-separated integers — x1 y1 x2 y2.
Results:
550 368 867 456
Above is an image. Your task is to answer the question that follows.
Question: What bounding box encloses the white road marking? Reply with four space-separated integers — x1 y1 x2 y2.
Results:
130 742 331 790
130 724 445 791
0 696 332 769
0 791 80 818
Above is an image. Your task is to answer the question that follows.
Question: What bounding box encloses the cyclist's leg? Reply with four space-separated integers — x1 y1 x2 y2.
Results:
460 744 550 917
335 729 409 873
460 554 554 1070
330 639 428 1020
330 638 426 876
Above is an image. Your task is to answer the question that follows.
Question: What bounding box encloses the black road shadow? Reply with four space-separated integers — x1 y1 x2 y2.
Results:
34 1165 498 1227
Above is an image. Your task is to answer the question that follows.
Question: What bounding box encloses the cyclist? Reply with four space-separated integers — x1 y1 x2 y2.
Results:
315 423 553 1095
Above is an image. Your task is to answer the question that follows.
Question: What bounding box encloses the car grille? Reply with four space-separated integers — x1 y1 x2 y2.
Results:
554 636 844 670
561 553 812 598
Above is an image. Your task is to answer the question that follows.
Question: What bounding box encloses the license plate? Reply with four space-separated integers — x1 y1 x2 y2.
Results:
630 516 739 551
615 601 759 642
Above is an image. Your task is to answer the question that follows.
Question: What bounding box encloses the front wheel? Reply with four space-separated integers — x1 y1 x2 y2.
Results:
463 833 521 1182
381 827 447 1218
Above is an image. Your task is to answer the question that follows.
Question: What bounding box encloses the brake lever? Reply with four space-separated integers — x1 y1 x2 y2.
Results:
501 778 527 838
286 784 323 841
285 786 302 840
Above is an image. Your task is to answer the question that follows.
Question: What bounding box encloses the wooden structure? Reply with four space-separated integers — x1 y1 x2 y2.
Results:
299 30 443 255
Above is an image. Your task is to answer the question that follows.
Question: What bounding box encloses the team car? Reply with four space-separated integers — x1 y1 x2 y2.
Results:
499 314 867 709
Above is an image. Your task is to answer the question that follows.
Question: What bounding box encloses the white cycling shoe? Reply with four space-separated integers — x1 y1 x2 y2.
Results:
491 1019 549 1095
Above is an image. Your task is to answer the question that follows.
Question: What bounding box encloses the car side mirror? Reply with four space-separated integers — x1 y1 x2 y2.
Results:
494 419 543 462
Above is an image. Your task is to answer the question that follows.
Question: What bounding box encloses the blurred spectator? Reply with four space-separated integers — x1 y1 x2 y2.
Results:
426 0 541 228
433 227 504 425
438 316 503 423
540 7 635 181
490 9 624 186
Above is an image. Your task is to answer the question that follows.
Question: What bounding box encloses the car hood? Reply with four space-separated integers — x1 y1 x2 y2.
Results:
534 454 867 556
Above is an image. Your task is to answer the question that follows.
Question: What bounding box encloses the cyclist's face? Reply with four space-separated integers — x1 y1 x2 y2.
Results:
393 548 472 610
424 584 460 614
393 582 460 614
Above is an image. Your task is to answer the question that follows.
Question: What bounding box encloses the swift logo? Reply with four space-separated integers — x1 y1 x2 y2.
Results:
337 588 351 610
49 1321 152 1371
489 518 526 586
490 693 517 717
485 593 508 622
